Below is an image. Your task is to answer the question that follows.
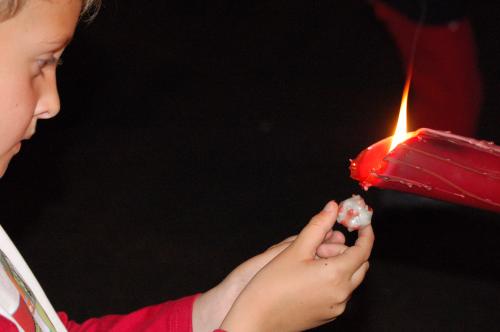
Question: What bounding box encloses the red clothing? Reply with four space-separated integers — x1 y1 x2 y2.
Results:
0 294 225 332
61 295 198 332
0 229 228 332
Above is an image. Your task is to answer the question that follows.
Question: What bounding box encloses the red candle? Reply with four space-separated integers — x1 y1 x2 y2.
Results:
350 128 500 212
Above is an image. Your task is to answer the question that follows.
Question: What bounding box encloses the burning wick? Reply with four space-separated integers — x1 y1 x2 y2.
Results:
389 69 413 152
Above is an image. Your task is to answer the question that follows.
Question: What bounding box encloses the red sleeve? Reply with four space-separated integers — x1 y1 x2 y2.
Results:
0 316 18 332
59 294 199 332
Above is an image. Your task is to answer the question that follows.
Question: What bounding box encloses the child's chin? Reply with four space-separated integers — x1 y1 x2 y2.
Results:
0 159 12 178
0 146 21 178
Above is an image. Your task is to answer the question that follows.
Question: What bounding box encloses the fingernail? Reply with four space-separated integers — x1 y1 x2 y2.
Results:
323 201 336 212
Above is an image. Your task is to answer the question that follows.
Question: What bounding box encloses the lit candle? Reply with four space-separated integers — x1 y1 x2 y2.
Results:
350 76 500 212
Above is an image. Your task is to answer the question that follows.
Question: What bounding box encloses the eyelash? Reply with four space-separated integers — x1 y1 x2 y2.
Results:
36 56 63 73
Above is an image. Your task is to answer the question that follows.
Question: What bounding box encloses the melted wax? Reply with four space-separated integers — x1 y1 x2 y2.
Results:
350 128 500 212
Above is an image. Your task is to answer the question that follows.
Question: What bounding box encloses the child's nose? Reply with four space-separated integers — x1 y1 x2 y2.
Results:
34 72 61 119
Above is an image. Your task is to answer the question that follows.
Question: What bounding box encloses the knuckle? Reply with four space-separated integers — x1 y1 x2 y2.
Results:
330 302 347 317
338 289 352 303
331 264 349 279
330 287 351 304
361 252 371 262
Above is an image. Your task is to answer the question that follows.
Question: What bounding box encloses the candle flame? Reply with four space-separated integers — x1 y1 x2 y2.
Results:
389 71 413 152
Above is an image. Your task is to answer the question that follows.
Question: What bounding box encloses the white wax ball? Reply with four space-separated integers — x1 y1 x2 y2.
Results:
337 195 373 232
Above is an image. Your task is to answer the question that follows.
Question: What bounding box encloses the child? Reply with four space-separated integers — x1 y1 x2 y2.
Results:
0 0 375 331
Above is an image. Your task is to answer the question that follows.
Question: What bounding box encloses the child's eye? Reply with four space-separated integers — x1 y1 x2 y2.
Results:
36 56 62 72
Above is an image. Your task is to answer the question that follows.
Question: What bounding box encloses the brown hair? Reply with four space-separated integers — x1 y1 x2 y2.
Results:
0 0 101 22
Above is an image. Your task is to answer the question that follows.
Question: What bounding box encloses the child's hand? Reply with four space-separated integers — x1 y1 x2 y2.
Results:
193 223 347 332
192 235 297 332
219 201 374 332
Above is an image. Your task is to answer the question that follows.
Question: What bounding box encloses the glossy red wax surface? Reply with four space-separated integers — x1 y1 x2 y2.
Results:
350 128 500 212
349 136 393 189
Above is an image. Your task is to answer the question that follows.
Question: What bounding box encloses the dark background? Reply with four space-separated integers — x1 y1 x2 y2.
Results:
1 0 500 330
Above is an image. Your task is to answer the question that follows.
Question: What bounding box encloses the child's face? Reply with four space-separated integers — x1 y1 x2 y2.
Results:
0 0 82 177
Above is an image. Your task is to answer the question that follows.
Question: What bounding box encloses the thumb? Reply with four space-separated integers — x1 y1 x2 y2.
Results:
292 201 338 259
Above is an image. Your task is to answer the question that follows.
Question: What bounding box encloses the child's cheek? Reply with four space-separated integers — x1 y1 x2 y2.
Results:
0 79 37 171
12 81 36 134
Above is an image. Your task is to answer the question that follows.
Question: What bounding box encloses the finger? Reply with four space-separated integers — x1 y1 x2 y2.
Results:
333 224 374 271
316 243 348 258
323 230 345 245
350 261 370 288
292 201 338 258
353 225 375 261
324 229 334 241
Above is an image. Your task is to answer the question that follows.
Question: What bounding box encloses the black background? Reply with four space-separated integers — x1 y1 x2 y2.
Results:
1 0 500 330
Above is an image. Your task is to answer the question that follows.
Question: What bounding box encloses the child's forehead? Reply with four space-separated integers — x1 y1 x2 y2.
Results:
8 0 81 43
1 0 103 26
